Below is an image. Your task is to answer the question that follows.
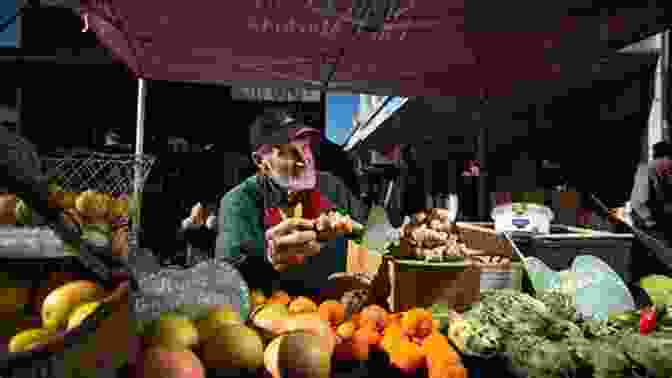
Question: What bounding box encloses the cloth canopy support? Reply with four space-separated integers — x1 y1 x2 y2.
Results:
133 78 147 238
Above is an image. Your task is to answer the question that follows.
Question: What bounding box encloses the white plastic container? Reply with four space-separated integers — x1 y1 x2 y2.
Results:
491 202 555 234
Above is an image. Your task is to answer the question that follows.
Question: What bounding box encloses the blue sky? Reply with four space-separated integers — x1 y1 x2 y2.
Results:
326 94 359 146
0 0 17 47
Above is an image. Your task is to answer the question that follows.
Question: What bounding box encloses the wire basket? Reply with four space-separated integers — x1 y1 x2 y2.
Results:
40 152 156 196
40 152 155 248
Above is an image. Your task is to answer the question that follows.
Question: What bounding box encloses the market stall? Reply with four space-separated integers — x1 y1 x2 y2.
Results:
72 0 672 375
3 1 672 378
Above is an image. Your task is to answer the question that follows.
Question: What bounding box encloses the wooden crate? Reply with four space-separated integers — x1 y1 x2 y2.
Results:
455 222 525 291
455 222 515 257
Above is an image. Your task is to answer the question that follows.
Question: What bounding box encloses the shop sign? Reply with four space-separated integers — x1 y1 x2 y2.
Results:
248 0 418 42
231 87 321 102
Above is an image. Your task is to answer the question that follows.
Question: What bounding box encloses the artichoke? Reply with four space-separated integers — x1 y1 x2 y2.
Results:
619 333 672 378
536 290 578 322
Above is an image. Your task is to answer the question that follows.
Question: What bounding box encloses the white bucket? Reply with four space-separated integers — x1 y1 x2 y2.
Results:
491 202 554 234
481 271 515 291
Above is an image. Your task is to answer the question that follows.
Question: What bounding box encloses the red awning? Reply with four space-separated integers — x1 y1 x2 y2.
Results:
78 0 670 97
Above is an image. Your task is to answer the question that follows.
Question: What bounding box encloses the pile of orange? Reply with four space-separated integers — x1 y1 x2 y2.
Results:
252 290 467 378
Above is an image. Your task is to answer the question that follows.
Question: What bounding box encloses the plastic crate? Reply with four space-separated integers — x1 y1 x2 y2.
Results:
456 222 634 285
0 257 135 378
513 233 634 284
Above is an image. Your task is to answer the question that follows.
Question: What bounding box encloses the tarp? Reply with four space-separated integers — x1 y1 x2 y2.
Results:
77 0 671 97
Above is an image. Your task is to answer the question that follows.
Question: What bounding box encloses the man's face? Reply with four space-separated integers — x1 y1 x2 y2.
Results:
257 135 318 192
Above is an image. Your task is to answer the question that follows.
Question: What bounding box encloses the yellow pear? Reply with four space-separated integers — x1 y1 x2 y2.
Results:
41 280 105 331
195 305 242 342
200 324 264 371
9 328 54 353
66 301 101 330
145 313 199 349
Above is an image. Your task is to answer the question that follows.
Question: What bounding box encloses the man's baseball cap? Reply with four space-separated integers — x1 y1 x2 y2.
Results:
653 141 672 158
249 109 320 153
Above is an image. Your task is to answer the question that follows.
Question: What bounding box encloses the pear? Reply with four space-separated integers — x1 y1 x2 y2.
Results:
195 305 242 342
145 313 199 349
200 324 264 371
41 281 104 331
67 301 101 330
9 328 54 353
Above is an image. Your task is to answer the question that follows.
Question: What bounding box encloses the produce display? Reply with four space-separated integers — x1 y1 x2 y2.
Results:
6 279 108 353
437 288 672 378
135 290 466 378
395 208 512 267
1 178 132 259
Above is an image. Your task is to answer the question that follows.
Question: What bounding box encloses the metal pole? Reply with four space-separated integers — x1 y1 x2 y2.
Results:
661 30 670 142
132 78 147 240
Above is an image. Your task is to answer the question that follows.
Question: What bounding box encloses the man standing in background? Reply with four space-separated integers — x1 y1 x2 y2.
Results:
628 140 672 281
630 141 672 241
101 129 132 154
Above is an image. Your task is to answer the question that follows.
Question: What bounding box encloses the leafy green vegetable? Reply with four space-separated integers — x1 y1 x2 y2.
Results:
580 318 623 338
464 289 551 337
618 333 672 377
590 340 631 378
536 290 579 322
524 340 577 378
462 319 502 356
546 319 584 341
15 197 33 226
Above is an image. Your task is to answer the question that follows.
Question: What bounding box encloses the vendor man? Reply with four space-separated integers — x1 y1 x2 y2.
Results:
215 109 367 296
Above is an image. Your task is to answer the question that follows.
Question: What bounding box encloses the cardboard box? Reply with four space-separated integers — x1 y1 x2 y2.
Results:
347 241 482 312
385 258 481 312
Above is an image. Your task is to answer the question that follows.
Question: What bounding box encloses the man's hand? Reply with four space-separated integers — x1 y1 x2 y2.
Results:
266 218 321 271
190 203 208 225
607 207 625 225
